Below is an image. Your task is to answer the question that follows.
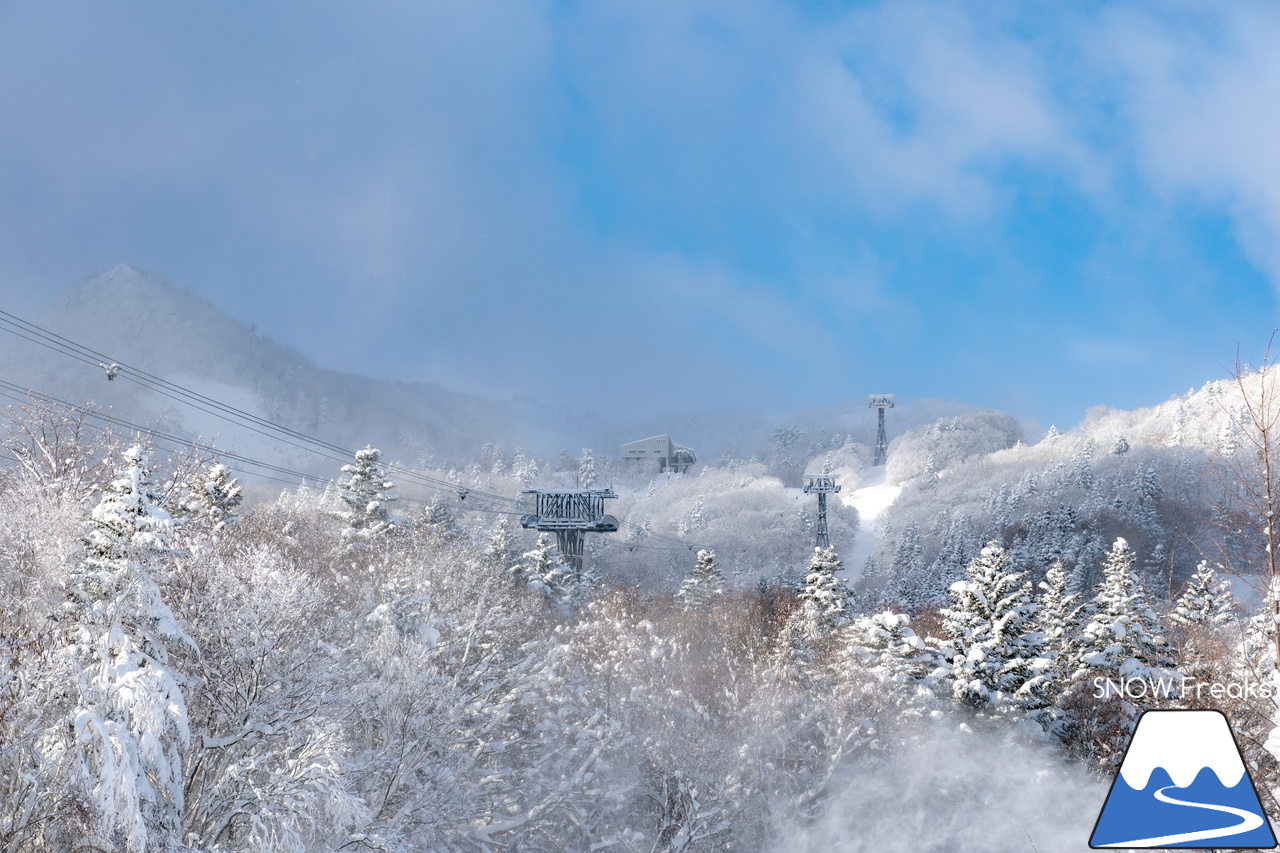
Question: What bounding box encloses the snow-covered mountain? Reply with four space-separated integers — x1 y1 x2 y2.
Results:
862 369 1272 609
0 265 988 481
0 265 580 472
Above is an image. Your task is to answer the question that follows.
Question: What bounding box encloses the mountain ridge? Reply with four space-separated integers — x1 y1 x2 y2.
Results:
2 264 535 469
1 265 989 477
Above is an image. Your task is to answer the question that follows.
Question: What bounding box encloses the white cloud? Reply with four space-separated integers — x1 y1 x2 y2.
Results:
790 2 1089 217
1093 3 1280 281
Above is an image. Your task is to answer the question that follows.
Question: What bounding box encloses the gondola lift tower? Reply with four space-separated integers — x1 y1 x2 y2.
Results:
519 488 619 581
869 394 894 466
802 474 841 548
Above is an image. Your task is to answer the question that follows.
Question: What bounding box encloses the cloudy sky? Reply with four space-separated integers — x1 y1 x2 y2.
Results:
1 1 1277 429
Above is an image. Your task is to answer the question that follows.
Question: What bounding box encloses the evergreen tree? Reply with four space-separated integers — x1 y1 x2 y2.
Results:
181 460 242 536
337 445 403 546
1243 580 1280 672
419 496 460 542
686 496 707 534
1072 440 1096 491
63 445 191 850
512 449 540 486
1218 418 1239 458
1076 538 1178 686
366 573 440 644
578 449 597 488
1167 403 1188 447
1037 561 1087 694
676 549 724 611
796 546 855 635
515 534 575 608
885 523 928 609
770 422 801 482
940 542 1049 713
889 523 923 584
842 611 940 693
1111 435 1130 456
483 517 520 575
1171 561 1236 629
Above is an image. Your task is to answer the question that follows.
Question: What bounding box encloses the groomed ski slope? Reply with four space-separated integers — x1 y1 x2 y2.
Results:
842 465 902 578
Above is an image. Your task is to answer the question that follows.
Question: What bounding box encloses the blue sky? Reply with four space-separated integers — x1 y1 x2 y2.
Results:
1 1 1278 430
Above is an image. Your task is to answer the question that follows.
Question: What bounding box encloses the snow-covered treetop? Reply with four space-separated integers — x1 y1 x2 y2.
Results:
1171 561 1236 629
82 444 182 560
797 545 855 634
337 445 404 543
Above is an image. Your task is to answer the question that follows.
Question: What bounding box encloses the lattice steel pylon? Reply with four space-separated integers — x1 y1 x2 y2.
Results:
868 394 895 466
519 489 619 580
802 474 841 548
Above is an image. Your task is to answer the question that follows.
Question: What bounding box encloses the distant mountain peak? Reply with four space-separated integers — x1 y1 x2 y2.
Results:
63 264 196 310
2 265 527 469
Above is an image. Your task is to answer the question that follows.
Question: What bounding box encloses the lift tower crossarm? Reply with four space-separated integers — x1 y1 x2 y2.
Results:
519 488 619 580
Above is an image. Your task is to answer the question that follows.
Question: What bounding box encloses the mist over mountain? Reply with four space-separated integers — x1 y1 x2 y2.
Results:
0 266 538 469
0 265 984 478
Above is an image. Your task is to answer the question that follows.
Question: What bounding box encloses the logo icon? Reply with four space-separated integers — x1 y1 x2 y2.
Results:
1091 710 1277 848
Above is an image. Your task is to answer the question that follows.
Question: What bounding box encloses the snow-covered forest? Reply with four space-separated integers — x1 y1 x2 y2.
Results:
4 358 1280 852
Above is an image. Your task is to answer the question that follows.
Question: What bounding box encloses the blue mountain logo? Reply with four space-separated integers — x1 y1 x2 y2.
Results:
1091 710 1277 848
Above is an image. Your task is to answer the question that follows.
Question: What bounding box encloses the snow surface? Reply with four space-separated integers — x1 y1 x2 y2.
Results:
1119 711 1246 790
842 465 902 576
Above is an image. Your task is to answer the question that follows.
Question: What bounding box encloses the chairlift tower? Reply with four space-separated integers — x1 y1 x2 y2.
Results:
868 394 894 466
802 474 841 548
519 489 619 581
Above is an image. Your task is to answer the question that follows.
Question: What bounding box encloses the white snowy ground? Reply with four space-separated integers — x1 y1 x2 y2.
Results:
842 465 902 579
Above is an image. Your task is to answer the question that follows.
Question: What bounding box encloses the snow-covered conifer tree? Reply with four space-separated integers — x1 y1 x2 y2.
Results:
62 445 191 850
578 449 597 488
512 449 540 486
366 574 440 644
515 534 575 608
1072 440 1096 491
686 495 707 534
1037 561 1086 695
843 611 938 694
1171 561 1236 629
419 496 460 542
940 542 1049 713
1076 538 1178 687
676 549 724 611
1218 418 1239 458
1243 580 1280 672
923 454 940 481
882 522 933 610
890 522 923 577
483 517 520 575
1167 403 1188 447
181 460 242 537
796 546 855 634
337 446 403 546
